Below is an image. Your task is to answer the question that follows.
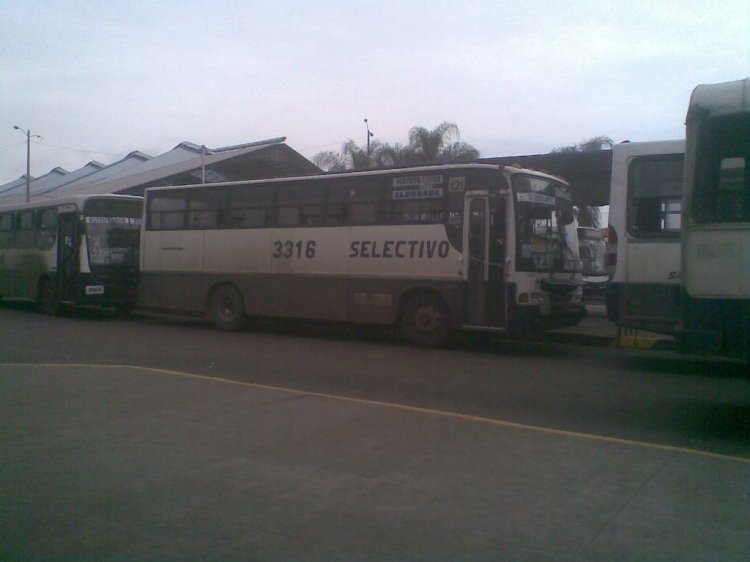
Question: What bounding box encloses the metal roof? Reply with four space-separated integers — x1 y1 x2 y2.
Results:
0 138 322 205
478 150 614 206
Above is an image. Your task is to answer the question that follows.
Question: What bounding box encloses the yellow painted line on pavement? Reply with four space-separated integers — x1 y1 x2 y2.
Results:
614 336 660 349
3 362 749 465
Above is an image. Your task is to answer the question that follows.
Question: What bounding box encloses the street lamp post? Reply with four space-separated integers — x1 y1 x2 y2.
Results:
363 118 373 158
13 125 42 203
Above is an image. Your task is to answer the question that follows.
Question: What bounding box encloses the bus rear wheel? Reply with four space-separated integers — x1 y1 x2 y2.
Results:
401 293 451 348
208 285 245 331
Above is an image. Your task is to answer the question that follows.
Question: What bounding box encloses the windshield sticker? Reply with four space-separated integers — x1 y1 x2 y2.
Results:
516 192 556 205
392 187 444 200
392 175 443 188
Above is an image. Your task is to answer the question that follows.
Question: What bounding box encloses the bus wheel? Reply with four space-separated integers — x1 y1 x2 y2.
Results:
38 278 59 315
208 285 245 331
401 293 451 348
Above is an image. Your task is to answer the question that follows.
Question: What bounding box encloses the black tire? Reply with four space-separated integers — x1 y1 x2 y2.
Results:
401 293 451 348
38 278 59 315
208 285 245 331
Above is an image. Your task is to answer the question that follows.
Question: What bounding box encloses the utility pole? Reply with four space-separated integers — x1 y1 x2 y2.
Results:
364 118 373 159
13 126 43 203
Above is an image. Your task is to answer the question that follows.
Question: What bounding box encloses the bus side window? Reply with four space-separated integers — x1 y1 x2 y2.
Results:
0 213 12 249
277 182 326 227
693 116 750 223
229 185 274 228
36 208 58 250
628 155 683 236
327 184 345 226
149 192 187 230
16 211 36 248
346 178 382 225
188 188 227 229
715 157 748 222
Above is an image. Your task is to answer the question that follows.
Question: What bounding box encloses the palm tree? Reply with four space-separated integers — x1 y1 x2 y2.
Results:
406 122 479 163
312 122 480 171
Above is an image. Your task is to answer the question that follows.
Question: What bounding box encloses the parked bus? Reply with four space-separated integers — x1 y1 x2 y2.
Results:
577 226 608 299
139 163 584 346
605 140 685 334
0 194 142 315
679 78 749 359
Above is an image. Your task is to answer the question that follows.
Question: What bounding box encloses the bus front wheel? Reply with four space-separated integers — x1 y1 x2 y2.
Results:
208 285 245 331
401 293 451 348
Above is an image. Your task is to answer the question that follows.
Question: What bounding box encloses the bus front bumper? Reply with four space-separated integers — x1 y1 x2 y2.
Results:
76 274 138 309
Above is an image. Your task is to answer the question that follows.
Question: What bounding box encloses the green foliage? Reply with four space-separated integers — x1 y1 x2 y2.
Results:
552 135 613 154
313 122 480 172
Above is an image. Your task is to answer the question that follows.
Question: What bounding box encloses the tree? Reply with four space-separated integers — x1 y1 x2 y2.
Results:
551 135 613 154
313 122 480 172
312 139 381 172
549 135 613 228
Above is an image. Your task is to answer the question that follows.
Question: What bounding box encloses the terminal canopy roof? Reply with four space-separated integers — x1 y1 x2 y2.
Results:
478 150 613 207
0 138 322 205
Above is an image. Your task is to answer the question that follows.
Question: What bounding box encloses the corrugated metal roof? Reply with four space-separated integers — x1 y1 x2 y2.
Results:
0 137 322 205
0 168 69 202
0 162 108 204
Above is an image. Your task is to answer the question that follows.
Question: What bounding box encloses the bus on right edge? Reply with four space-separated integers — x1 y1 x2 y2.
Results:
679 78 750 360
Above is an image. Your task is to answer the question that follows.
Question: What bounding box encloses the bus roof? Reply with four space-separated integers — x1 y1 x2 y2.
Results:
144 162 569 194
687 78 749 121
0 193 142 213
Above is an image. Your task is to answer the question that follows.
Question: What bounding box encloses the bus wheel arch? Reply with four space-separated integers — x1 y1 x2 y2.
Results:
207 283 246 331
399 289 452 348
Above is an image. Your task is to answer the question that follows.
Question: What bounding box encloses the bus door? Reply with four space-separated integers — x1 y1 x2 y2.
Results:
56 212 79 302
463 194 507 328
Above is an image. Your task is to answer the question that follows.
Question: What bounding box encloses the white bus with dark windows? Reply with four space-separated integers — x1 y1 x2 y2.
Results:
0 194 143 315
139 163 585 346
605 140 685 335
679 78 749 360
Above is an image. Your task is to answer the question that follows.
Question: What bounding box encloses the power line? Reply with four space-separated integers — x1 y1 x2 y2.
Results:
0 141 26 154
34 141 123 158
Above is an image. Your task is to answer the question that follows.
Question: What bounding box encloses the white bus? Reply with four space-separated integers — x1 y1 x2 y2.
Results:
679 78 749 359
139 163 584 346
605 140 685 334
0 194 143 315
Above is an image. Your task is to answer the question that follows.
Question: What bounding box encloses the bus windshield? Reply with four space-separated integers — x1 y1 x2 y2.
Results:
83 199 142 272
513 175 579 273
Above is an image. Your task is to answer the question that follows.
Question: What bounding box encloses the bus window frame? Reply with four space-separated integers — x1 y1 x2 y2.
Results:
626 153 684 238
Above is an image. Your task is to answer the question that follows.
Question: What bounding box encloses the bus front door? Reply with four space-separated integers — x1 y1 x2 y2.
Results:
464 195 507 328
56 212 79 303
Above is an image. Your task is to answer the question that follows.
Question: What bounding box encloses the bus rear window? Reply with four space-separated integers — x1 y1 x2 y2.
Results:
628 155 683 236
692 115 750 223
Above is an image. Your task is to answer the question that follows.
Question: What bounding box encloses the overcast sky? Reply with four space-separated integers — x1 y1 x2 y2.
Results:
1 0 748 184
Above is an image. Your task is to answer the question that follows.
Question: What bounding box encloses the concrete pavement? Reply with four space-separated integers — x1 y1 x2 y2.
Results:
548 303 674 350
2 363 747 561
